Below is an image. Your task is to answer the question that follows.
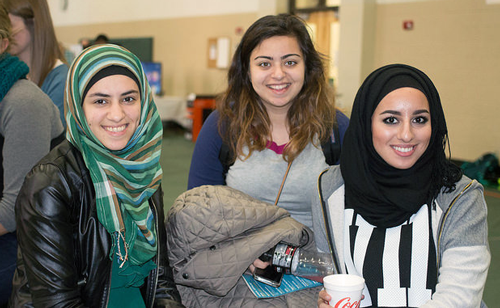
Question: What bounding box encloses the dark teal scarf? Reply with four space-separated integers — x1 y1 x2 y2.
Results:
0 54 29 102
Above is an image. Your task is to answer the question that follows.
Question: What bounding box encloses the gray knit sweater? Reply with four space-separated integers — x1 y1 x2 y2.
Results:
0 80 64 232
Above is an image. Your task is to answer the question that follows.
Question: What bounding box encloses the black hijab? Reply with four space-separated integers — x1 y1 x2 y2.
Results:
340 64 448 228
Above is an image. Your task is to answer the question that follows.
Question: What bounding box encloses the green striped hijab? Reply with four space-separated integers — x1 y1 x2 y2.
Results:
65 44 162 266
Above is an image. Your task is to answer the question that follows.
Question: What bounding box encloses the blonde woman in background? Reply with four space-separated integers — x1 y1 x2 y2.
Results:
1 0 68 127
0 4 63 305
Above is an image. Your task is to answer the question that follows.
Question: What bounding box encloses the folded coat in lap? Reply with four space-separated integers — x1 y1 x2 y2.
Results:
166 185 320 307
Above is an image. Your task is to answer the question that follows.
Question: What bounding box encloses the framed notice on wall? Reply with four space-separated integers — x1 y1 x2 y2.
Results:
207 37 230 69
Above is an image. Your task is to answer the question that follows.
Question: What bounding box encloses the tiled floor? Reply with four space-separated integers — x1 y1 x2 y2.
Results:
159 128 195 210
160 130 500 306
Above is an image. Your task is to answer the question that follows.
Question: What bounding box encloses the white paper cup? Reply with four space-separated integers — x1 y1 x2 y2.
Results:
323 274 365 308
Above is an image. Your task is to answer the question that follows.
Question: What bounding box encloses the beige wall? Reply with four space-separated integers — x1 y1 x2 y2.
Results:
54 0 499 161
55 13 259 97
336 0 377 112
372 0 500 161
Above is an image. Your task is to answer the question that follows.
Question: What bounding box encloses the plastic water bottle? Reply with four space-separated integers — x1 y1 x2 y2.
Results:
260 243 335 283
290 247 335 282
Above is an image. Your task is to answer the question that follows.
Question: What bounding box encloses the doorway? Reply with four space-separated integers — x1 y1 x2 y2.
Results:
300 11 340 90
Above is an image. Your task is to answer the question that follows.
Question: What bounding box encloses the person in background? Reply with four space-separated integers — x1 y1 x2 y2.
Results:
0 4 64 306
1 0 68 127
313 64 490 307
94 33 109 45
188 14 349 233
9 44 183 308
80 37 91 49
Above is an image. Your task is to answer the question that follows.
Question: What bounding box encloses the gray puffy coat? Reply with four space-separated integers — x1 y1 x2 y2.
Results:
166 185 321 307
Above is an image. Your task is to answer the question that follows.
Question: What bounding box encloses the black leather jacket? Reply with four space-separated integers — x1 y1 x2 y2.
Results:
9 141 183 308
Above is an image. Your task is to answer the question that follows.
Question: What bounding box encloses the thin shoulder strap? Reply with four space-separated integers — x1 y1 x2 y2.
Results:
274 161 292 206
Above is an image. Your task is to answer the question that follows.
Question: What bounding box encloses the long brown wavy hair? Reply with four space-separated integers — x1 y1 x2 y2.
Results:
2 0 66 86
218 14 336 163
0 5 11 47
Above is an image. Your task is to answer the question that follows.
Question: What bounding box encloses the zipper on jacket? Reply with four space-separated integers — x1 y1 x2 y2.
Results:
77 277 87 286
436 180 474 269
317 168 341 274
149 198 160 308
104 253 113 307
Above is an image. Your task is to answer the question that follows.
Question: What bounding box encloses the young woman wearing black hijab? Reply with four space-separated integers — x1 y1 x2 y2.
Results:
313 64 490 307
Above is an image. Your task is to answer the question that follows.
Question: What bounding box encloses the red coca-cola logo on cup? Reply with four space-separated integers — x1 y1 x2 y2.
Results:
333 297 360 308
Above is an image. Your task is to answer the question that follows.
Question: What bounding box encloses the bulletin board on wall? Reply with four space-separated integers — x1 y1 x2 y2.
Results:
110 37 153 62
207 37 230 69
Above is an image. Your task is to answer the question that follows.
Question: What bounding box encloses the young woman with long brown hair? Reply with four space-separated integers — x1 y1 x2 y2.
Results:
188 14 349 232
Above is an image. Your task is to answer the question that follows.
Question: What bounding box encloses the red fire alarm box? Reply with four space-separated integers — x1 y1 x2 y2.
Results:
403 20 414 30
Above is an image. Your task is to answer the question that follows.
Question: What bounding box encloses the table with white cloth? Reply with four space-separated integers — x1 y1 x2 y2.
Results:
154 95 190 129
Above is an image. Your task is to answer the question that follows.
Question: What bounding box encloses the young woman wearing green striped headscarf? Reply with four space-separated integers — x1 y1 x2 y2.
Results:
10 44 184 308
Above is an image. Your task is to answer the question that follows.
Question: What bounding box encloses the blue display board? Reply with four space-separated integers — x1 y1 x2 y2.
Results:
141 62 162 95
